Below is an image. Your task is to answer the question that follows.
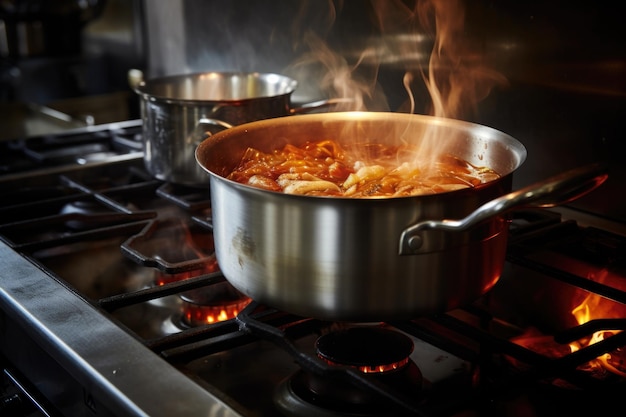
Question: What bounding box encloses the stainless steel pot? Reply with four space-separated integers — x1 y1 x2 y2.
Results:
133 71 345 185
195 112 607 321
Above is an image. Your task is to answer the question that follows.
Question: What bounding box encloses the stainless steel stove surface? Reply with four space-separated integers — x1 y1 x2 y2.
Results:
1 123 625 417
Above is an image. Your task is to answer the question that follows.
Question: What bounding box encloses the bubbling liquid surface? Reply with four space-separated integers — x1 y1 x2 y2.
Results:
226 139 500 198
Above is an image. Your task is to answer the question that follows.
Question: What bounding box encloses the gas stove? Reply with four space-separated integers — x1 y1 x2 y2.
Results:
0 122 625 417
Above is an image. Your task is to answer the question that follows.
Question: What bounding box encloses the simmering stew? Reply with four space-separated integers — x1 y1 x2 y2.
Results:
226 139 500 198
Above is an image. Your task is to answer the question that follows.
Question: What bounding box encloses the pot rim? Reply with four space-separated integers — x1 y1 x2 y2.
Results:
133 71 298 104
196 111 528 201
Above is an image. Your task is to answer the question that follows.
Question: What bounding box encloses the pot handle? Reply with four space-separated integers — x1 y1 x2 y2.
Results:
194 118 234 144
398 163 609 255
290 98 355 114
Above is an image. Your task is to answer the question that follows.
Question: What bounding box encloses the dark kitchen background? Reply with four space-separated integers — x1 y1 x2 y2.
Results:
2 0 624 223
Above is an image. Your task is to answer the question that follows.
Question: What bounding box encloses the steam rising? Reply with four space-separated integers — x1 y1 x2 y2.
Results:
416 0 507 119
287 33 380 112
285 0 507 169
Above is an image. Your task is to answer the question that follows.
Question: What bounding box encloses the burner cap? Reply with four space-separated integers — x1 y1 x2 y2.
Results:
316 327 414 370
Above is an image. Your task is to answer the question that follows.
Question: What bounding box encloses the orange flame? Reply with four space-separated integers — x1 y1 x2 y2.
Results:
568 268 626 377
511 267 626 379
320 356 410 374
183 298 251 327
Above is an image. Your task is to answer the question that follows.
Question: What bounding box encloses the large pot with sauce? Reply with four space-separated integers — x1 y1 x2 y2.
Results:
195 112 607 321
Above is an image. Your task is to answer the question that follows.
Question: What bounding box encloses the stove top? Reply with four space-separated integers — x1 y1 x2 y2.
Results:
0 122 625 417
0 119 143 177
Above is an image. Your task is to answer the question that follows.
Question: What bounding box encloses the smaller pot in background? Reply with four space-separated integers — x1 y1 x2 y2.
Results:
132 71 345 186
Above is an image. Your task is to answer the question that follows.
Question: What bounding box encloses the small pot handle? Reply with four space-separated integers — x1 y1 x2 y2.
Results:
128 68 144 91
290 98 355 114
193 118 234 144
398 163 608 255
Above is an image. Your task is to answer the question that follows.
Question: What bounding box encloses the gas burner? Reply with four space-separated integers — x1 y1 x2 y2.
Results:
275 327 422 416
178 283 252 327
317 327 414 373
